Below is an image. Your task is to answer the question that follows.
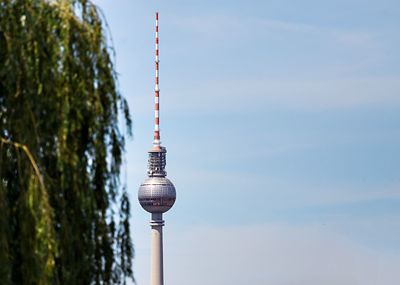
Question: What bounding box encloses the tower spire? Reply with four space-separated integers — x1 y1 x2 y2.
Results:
153 12 161 148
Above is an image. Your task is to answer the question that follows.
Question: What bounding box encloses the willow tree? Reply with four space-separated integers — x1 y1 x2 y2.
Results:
0 0 133 284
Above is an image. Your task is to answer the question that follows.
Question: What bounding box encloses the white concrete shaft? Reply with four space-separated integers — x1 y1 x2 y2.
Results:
150 213 164 285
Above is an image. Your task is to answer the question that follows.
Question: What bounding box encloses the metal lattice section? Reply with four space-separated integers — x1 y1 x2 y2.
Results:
147 148 167 177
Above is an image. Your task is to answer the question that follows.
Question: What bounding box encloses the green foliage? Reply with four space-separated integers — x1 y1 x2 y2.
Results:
0 1 133 284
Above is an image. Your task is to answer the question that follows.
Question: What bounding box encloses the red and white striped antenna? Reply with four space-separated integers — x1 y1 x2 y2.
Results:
153 12 161 149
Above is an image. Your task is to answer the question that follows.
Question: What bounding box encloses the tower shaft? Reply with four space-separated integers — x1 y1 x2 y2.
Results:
150 213 164 285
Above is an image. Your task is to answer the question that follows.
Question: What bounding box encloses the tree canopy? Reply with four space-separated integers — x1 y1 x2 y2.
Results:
0 0 133 284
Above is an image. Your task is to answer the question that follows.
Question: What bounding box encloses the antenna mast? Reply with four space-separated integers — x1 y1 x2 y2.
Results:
153 12 161 149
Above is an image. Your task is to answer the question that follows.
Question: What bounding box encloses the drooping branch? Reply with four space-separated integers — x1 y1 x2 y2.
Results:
0 1 133 284
0 136 45 188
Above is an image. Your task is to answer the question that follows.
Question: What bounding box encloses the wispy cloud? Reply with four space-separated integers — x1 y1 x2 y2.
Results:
164 76 400 114
159 224 400 285
172 14 381 51
199 166 398 194
162 13 395 113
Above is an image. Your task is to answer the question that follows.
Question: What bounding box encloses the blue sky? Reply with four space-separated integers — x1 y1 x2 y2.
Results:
93 1 400 284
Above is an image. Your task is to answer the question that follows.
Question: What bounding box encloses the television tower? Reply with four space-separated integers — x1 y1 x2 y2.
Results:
138 12 176 285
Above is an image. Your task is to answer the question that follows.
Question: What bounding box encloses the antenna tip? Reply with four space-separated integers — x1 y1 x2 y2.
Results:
156 12 159 19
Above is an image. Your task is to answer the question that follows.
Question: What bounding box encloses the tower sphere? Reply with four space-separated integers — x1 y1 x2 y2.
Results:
138 177 176 213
